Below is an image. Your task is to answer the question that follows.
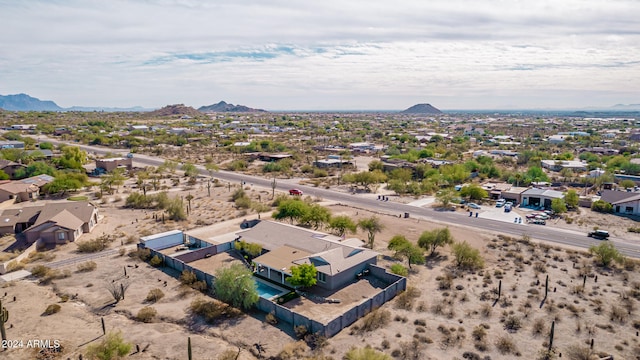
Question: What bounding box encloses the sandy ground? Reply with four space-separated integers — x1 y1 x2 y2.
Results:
1 176 639 360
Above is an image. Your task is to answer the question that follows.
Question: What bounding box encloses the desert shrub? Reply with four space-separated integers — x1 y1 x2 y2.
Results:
472 326 487 341
44 304 61 315
149 255 163 267
136 306 157 323
275 341 308 360
390 263 408 276
40 269 71 285
76 235 113 253
85 331 132 360
76 261 97 272
480 303 492 318
395 286 421 310
438 274 453 290
5 260 25 273
495 336 517 354
179 270 198 285
294 325 308 339
504 316 522 332
30 265 51 278
591 200 612 213
358 309 391 333
344 345 391 360
145 288 165 303
565 344 596 360
610 304 628 323
266 312 278 325
130 248 151 261
532 318 546 335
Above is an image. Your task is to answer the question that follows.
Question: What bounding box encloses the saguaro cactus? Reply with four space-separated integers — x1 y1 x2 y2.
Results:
0 299 9 345
188 337 192 360
545 275 549 299
548 320 555 350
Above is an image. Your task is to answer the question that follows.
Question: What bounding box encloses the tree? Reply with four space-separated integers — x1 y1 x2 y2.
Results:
344 346 392 360
214 263 259 309
526 166 549 183
589 241 624 267
368 160 384 172
13 161 56 179
451 241 484 270
460 184 488 201
272 199 310 224
85 331 132 360
358 216 384 249
45 172 90 196
300 203 331 230
550 198 567 214
436 189 455 208
205 162 219 178
181 162 198 177
166 196 187 221
418 227 454 255
56 146 87 170
288 263 317 288
619 179 636 189
387 235 424 269
104 168 127 193
328 215 357 237
564 189 579 209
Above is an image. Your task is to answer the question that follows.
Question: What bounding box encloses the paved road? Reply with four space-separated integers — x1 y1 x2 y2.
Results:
36 137 640 258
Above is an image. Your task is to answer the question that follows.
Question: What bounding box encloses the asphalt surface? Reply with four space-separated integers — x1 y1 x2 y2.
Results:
37 137 640 258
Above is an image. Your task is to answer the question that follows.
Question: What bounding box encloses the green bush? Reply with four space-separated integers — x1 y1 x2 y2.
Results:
452 241 484 270
149 255 163 267
31 265 51 278
188 298 242 324
591 200 613 213
44 304 61 315
85 331 132 360
390 263 408 276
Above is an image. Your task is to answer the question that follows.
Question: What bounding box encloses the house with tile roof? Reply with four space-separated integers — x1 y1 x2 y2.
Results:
0 174 54 203
0 201 99 245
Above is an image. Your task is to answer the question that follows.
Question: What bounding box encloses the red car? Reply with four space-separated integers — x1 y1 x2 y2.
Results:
289 189 303 196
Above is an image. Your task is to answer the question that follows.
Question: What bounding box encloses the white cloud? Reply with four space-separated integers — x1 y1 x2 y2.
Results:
0 0 639 109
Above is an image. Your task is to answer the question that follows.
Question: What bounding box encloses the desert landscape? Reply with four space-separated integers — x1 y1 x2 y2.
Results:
0 175 639 360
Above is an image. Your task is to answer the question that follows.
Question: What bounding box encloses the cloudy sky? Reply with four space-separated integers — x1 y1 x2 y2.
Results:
1 0 639 110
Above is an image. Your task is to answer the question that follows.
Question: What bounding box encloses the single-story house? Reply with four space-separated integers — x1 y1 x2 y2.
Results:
258 153 292 162
600 189 640 216
521 188 565 209
541 160 587 172
314 158 353 168
0 182 40 202
0 141 25 149
0 201 99 245
500 186 529 205
237 221 378 291
0 159 26 178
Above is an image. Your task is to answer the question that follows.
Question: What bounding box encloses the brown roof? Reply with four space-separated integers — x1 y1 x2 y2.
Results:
253 245 312 273
0 182 38 194
600 189 638 204
0 201 96 231
0 206 42 228
32 202 96 227
45 209 85 230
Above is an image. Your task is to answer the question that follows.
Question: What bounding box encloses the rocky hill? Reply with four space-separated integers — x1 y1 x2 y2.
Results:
198 101 266 113
400 103 442 114
0 93 63 111
145 104 202 117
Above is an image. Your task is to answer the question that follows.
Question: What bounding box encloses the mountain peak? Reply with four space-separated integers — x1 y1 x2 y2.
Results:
198 101 266 113
0 93 62 111
400 103 442 114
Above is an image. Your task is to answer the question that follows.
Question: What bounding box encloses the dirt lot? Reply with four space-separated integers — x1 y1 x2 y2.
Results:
1 177 640 359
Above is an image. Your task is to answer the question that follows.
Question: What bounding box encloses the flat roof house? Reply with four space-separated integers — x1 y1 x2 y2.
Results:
521 188 564 209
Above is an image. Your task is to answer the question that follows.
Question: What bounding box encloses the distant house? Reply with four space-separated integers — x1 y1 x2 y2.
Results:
0 201 99 245
258 153 292 162
10 124 37 131
0 140 25 149
547 135 568 144
0 159 26 178
0 174 54 203
521 188 564 209
314 158 353 168
541 160 587 172
129 125 149 132
95 157 133 172
348 142 375 152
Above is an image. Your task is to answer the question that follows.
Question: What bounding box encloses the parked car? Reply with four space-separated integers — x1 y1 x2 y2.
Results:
468 203 481 209
289 189 303 196
588 230 610 240
496 199 506 207
529 219 546 225
504 203 512 212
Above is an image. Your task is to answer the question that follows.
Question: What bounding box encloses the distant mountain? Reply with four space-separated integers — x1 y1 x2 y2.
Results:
400 103 442 114
0 93 63 111
145 104 202 117
198 101 266 113
610 103 640 111
66 106 153 112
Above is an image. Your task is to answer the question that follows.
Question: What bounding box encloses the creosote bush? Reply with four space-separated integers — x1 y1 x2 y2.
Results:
145 288 165 303
44 304 61 315
358 309 391 333
136 306 157 323
76 261 97 272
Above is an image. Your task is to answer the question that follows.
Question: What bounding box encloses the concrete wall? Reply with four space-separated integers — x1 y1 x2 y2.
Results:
0 239 42 274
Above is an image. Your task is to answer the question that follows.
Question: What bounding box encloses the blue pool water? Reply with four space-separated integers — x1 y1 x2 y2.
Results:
255 280 283 299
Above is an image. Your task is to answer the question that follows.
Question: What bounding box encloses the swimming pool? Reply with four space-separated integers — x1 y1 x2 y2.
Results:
254 279 287 300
